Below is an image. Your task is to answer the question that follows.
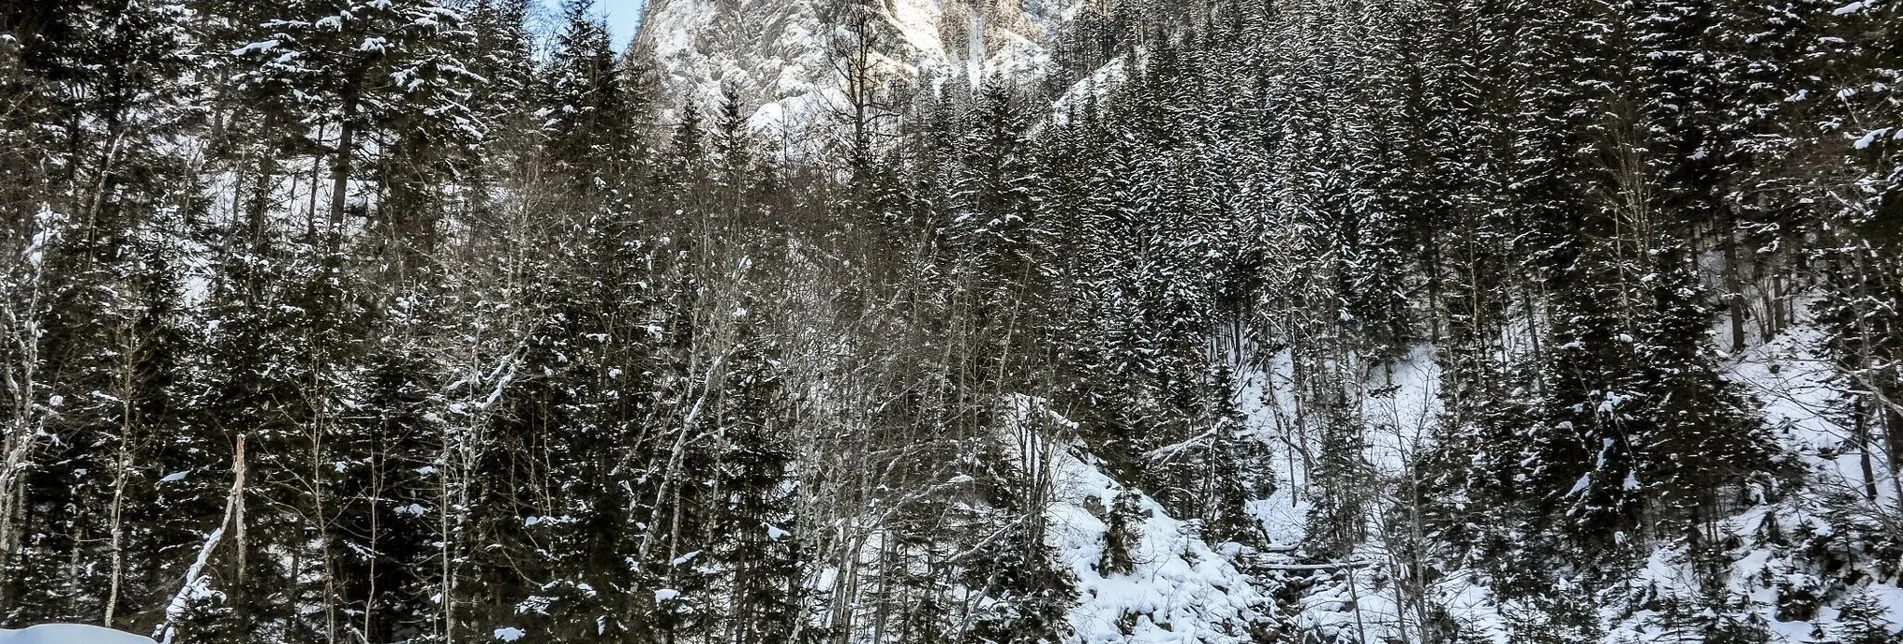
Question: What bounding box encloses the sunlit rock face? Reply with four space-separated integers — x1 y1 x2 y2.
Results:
633 0 1081 139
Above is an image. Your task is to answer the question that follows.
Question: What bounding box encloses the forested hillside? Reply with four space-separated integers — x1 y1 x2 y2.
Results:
0 0 1898 642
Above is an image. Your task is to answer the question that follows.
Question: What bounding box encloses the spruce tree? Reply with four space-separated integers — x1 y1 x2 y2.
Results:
1835 590 1901 644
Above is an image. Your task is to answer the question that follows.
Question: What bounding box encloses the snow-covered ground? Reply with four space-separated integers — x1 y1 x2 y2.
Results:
0 625 155 644
1046 449 1269 642
1228 314 1903 642
1008 397 1273 643
1587 320 1903 643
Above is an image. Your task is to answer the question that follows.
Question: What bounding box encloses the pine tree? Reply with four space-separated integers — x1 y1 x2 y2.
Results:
706 330 802 643
949 80 1045 300
1835 590 1901 644
370 4 480 261
0 0 198 608
465 0 538 164
543 0 640 193
326 293 451 641
651 100 708 223
1631 247 1772 532
954 438 1074 644
1100 489 1144 576
226 0 474 233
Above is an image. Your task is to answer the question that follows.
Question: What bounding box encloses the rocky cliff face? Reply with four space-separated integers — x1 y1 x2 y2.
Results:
633 0 1082 136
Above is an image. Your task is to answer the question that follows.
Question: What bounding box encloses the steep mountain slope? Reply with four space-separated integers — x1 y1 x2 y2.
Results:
633 0 1081 135
1227 315 1903 643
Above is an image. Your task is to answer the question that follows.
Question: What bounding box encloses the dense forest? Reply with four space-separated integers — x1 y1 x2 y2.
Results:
0 0 1898 642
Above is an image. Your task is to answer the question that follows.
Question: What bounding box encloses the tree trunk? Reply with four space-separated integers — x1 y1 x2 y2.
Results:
329 76 365 233
1720 207 1746 352
1856 396 1880 501
104 321 139 628
249 113 281 245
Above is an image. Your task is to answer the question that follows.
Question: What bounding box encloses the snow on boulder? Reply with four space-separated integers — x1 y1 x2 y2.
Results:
0 624 157 644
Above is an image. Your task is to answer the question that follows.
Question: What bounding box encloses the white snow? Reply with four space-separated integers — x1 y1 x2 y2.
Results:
156 523 226 644
1047 454 1270 642
230 40 279 56
0 625 155 644
1006 396 1271 643
1852 128 1890 150
1431 316 1903 643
